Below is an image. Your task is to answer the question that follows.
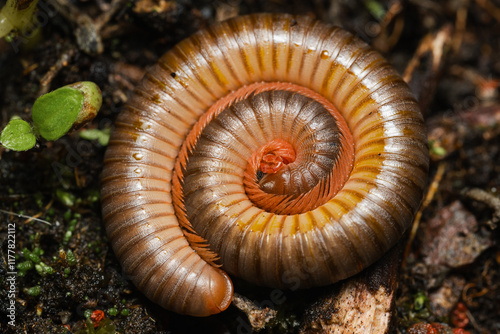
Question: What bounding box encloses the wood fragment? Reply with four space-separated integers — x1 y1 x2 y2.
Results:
38 46 76 95
232 293 278 331
299 243 403 334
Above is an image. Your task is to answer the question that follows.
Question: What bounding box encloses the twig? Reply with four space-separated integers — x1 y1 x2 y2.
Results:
372 0 405 52
452 2 468 54
0 208 52 225
50 0 128 55
38 46 76 95
461 187 500 229
402 162 447 266
403 24 453 83
475 0 500 23
402 24 453 114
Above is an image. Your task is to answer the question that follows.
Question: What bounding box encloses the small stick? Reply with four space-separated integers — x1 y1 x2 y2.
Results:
402 162 447 266
462 187 500 228
0 208 52 225
38 46 76 95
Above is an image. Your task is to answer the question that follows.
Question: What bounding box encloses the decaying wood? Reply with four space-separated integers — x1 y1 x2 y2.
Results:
299 244 403 334
232 293 278 331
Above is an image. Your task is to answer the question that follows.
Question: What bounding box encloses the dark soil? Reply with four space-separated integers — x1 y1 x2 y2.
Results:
0 0 499 333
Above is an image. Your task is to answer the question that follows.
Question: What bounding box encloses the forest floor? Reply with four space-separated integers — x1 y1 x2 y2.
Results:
0 0 499 333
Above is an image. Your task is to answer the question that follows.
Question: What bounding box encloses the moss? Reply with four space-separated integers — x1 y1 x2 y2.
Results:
25 285 42 296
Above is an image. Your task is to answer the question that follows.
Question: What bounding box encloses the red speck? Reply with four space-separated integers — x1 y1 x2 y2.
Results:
408 322 470 334
453 329 471 334
407 323 439 334
451 302 469 328
91 309 105 328
430 322 447 331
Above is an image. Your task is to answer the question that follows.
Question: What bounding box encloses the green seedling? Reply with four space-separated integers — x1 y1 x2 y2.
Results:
413 291 428 311
17 246 54 277
63 218 78 244
77 318 116 334
35 261 55 276
107 308 118 317
57 189 77 208
59 248 77 266
79 128 111 146
66 249 77 266
0 0 39 38
429 139 447 157
409 291 432 321
0 117 36 151
32 86 85 141
0 81 102 151
17 260 33 273
84 309 93 319
24 248 41 264
363 0 386 21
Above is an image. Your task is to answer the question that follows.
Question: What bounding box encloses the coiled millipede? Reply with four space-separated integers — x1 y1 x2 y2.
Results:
101 13 429 317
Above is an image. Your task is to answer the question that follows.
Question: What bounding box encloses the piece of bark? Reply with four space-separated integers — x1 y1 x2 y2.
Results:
232 293 278 331
299 243 403 334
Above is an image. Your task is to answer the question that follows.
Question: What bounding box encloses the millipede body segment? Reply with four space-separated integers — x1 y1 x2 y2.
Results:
101 13 429 317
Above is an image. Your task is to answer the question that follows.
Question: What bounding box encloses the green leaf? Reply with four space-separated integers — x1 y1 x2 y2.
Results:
56 189 76 207
428 139 447 157
431 145 447 157
79 128 110 146
363 0 386 21
32 87 84 141
0 118 36 151
67 81 102 130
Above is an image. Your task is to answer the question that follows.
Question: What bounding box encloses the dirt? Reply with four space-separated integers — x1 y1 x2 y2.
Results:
0 0 499 333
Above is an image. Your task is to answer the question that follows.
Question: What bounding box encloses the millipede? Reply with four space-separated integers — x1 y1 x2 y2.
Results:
101 13 429 317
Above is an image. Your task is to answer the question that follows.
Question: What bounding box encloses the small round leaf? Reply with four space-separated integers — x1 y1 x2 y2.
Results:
0 118 36 151
32 87 84 141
